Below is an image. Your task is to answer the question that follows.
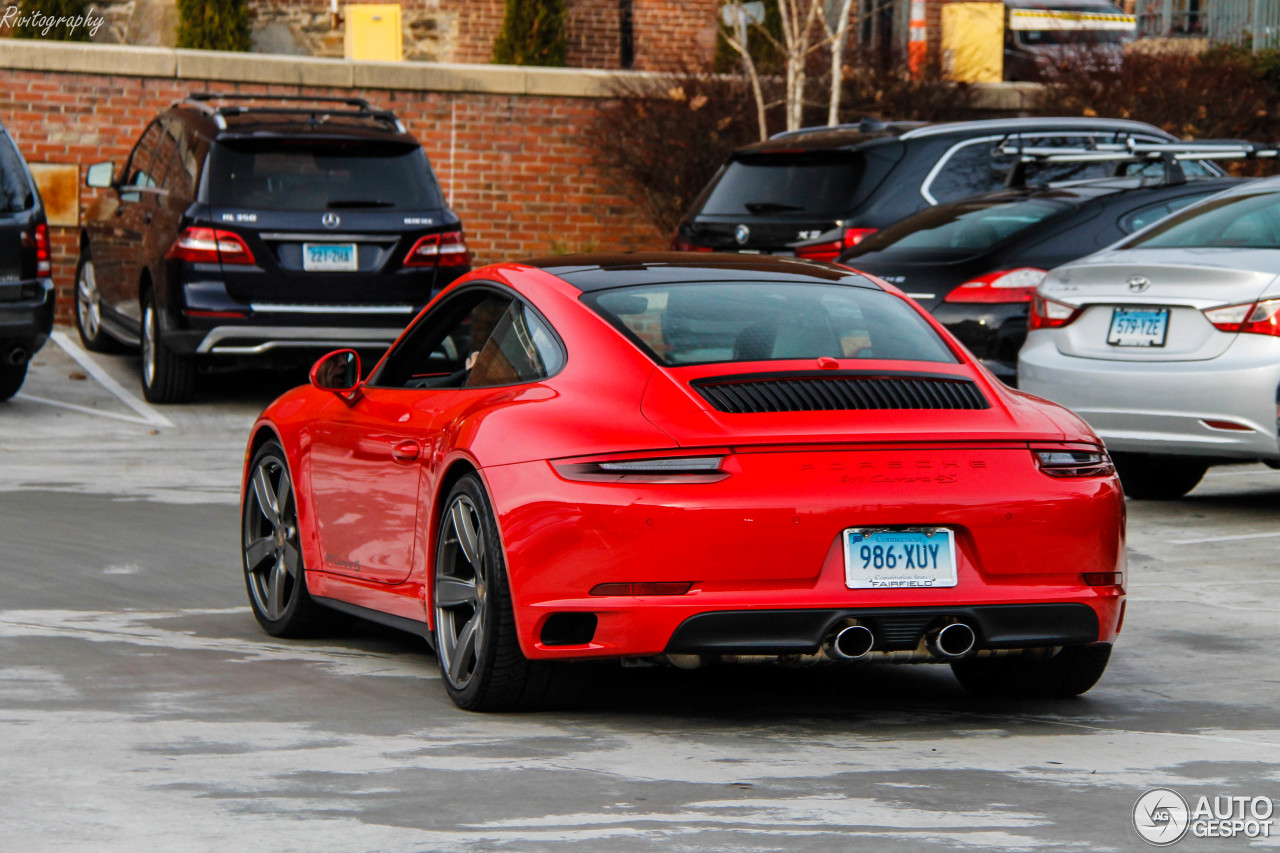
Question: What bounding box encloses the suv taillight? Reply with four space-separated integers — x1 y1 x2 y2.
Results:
671 233 714 252
34 223 51 277
1203 299 1280 336
1028 294 1081 331
944 268 1046 303
404 230 471 268
165 227 255 265
795 227 877 263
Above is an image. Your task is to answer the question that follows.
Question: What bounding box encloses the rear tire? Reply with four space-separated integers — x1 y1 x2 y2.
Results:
433 473 579 712
1112 453 1207 500
0 362 28 401
140 289 195 404
951 644 1112 699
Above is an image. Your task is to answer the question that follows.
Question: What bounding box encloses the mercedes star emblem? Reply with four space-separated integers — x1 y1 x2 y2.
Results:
1127 275 1151 293
734 224 750 245
322 212 341 229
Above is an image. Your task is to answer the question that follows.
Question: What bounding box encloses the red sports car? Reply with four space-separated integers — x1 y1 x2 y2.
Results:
241 253 1125 711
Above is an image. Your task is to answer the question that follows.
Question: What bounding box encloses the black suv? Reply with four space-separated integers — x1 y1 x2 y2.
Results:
79 93 470 403
0 121 54 401
672 117 1221 261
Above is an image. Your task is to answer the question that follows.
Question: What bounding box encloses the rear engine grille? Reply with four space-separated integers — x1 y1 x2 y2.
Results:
693 372 989 413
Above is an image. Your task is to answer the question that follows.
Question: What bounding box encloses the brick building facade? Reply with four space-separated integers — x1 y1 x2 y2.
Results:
0 45 666 324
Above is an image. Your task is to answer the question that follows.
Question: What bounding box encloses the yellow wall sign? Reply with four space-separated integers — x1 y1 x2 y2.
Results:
942 2 1004 84
345 4 403 62
28 163 79 227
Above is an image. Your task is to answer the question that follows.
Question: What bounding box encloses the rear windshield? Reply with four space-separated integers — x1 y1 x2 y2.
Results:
0 135 32 214
1122 191 1280 250
585 282 957 366
850 198 1068 258
699 152 866 218
206 140 444 211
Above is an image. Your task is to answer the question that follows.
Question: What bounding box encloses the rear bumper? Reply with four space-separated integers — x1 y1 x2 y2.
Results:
0 278 55 351
1019 332 1280 460
178 324 406 356
481 447 1125 661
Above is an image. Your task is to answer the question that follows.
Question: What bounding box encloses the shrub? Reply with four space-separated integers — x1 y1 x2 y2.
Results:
493 0 567 67
10 0 93 41
176 0 251 52
1031 46 1280 175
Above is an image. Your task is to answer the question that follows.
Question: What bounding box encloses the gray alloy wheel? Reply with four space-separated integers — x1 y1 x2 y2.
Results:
74 252 123 353
242 442 335 637
139 290 195 403
433 474 578 712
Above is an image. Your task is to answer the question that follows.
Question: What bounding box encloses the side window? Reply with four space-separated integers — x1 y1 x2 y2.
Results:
121 121 164 201
928 141 1006 204
1119 194 1212 234
465 301 564 388
158 119 196 198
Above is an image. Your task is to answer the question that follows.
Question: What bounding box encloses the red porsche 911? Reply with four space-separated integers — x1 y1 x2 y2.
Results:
241 253 1125 711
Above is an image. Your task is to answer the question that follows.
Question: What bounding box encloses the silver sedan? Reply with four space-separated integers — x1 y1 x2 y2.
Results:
1018 177 1280 499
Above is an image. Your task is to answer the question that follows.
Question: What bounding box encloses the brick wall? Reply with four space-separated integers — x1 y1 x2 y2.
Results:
633 0 718 72
0 67 663 324
566 0 621 69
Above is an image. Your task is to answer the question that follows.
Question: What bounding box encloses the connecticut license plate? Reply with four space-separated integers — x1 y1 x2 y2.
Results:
844 528 958 589
1107 307 1169 347
302 243 357 272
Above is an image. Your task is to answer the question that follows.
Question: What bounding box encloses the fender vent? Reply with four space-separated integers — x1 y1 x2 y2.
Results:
692 372 989 414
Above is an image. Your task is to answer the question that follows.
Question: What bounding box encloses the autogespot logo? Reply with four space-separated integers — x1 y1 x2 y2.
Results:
1134 788 1276 844
1134 788 1190 846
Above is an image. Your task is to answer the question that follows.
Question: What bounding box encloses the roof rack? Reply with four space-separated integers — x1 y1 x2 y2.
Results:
177 92 407 133
997 137 1278 188
768 118 890 140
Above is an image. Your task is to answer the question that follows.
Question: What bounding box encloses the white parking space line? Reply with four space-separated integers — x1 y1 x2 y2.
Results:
1204 469 1279 478
49 331 174 429
13 393 157 427
1169 531 1280 545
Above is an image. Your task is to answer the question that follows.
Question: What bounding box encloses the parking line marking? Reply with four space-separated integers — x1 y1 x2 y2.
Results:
13 393 155 426
1204 469 1278 478
1169 531 1280 545
50 331 174 428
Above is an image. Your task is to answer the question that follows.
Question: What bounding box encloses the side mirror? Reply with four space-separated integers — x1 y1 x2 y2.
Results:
309 349 361 397
85 161 115 189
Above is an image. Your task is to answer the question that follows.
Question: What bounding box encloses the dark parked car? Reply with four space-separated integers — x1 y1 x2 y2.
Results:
838 172 1245 383
672 117 1220 262
0 121 54 401
78 93 470 403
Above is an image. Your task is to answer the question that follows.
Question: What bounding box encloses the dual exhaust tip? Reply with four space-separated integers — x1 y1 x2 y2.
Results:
824 620 977 661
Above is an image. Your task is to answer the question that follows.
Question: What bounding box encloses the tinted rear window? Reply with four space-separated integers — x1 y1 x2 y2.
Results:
1123 191 1280 249
850 198 1068 258
699 152 866 217
206 140 443 211
0 135 32 214
585 282 957 366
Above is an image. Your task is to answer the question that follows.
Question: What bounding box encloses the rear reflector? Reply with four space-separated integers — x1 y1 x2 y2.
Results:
1082 572 1122 586
1202 419 1253 431
590 582 693 596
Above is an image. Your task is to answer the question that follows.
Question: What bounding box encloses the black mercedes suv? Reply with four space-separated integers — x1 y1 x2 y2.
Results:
0 121 54 402
672 117 1221 263
78 93 470 403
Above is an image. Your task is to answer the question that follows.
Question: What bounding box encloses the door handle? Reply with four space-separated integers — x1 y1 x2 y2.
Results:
391 440 420 462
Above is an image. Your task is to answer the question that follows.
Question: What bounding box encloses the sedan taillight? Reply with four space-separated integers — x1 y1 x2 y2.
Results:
165 227 255 265
1028 294 1082 331
1032 446 1114 478
404 230 471 267
1203 298 1280 336
944 267 1047 304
